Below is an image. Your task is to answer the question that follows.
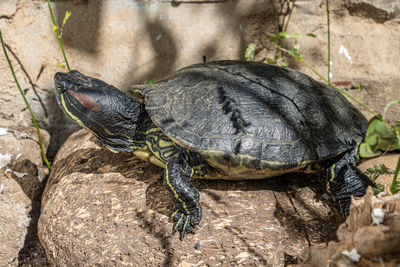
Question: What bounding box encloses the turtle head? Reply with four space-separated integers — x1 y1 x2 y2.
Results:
54 70 144 152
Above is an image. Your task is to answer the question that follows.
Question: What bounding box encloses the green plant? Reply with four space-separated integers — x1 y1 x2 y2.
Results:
0 2 73 171
146 77 156 84
0 31 51 170
360 117 400 158
365 164 396 194
47 0 71 71
265 32 301 67
245 43 257 61
246 1 317 67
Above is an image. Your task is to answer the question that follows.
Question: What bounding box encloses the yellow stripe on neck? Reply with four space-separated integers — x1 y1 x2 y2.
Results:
61 94 86 129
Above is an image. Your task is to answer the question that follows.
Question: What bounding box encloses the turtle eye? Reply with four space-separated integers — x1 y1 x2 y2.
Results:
57 80 69 93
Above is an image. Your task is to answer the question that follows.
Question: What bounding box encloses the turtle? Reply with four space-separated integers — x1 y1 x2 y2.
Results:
54 60 372 239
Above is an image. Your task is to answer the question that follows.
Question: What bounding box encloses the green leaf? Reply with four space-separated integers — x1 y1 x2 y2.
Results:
56 63 66 69
360 117 400 158
357 84 363 91
306 33 317 38
359 143 382 158
266 57 275 64
146 77 156 84
62 11 72 27
287 33 299 39
288 48 303 60
48 0 71 71
365 164 394 175
266 33 278 43
61 11 71 27
373 183 385 195
365 164 395 193
276 32 299 39
277 32 288 39
245 43 257 61
366 168 374 173
379 164 390 173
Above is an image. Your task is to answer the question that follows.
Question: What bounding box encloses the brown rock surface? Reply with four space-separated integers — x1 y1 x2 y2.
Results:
0 178 31 267
39 129 343 266
346 0 400 22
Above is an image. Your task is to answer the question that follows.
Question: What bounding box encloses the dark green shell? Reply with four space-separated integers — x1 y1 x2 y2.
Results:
130 61 367 172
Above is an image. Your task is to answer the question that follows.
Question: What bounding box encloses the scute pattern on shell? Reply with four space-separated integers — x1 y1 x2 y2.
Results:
134 61 368 169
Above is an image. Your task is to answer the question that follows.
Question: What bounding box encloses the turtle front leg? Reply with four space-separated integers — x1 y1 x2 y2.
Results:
164 158 202 239
327 148 372 215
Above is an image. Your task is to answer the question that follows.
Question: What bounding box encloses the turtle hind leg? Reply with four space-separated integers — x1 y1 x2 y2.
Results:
327 148 373 215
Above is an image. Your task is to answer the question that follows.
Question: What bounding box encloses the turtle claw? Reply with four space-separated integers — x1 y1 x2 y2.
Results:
171 206 201 239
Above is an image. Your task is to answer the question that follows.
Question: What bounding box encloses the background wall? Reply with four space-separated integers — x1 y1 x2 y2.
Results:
0 0 399 156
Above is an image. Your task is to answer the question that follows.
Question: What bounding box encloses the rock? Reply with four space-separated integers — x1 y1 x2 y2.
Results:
0 126 49 171
297 186 400 266
0 126 50 266
296 0 322 14
0 1 17 19
0 126 49 200
328 252 357 267
39 129 342 266
346 0 400 22
0 178 31 267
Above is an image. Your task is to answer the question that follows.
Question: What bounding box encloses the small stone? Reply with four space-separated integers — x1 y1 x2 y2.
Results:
371 208 385 226
0 127 8 136
0 153 12 169
342 248 361 262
